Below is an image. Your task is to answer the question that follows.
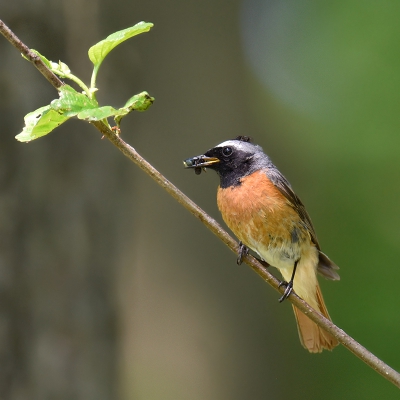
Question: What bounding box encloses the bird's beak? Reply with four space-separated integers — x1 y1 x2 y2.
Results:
183 155 220 175
183 155 220 169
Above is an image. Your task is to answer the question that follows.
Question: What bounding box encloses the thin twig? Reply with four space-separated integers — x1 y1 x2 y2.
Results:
1 18 399 389
0 19 63 89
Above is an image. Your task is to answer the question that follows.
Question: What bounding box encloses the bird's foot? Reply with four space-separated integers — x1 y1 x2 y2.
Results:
278 280 294 303
236 241 249 265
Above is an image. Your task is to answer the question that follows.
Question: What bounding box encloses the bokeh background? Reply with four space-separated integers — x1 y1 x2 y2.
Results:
1 1 400 399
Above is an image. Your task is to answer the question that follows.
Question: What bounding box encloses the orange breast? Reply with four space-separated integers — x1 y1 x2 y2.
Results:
217 170 307 252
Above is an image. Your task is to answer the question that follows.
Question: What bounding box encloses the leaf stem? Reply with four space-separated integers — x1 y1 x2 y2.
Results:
90 65 99 92
65 73 91 97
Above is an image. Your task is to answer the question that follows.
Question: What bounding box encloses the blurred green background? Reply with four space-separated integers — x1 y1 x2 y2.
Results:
1 0 400 399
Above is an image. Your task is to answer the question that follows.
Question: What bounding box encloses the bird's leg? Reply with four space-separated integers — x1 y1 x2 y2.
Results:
236 242 269 268
278 259 299 303
236 241 249 265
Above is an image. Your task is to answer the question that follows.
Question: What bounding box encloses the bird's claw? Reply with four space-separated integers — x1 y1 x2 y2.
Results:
278 280 293 303
237 241 249 265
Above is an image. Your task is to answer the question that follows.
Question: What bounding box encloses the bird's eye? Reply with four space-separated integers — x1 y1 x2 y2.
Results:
222 146 233 156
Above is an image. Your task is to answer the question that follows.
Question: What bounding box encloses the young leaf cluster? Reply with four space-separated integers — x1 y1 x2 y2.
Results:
16 21 154 142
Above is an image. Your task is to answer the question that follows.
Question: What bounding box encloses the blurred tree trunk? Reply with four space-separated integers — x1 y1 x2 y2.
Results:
0 2 123 399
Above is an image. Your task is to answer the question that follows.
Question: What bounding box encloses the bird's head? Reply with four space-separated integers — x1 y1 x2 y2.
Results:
184 136 271 188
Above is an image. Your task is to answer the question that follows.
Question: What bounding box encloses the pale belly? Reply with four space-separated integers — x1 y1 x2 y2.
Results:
238 222 303 271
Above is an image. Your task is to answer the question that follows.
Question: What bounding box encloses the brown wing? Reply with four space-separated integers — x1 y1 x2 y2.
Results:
266 168 340 281
266 168 320 249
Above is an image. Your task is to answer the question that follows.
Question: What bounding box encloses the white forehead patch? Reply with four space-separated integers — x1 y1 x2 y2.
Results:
216 140 249 151
215 139 263 154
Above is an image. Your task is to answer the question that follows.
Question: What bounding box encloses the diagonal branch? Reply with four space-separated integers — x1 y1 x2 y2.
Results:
92 123 400 389
1 18 399 389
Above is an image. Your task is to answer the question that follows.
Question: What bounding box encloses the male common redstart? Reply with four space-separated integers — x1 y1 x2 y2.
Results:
184 136 339 353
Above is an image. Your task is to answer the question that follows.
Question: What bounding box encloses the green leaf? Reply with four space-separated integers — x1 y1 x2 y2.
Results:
16 106 69 142
78 106 125 121
123 91 155 111
51 85 98 116
23 50 91 94
49 61 71 78
114 91 154 127
88 22 153 69
25 50 72 78
23 49 52 69
78 91 154 124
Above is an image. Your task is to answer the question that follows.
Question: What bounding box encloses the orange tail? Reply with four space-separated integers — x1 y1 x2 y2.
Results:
292 284 338 353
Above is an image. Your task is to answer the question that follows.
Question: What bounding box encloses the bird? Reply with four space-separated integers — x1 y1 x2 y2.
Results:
183 136 340 353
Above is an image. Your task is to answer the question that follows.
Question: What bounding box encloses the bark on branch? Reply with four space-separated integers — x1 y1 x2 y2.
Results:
1 18 399 389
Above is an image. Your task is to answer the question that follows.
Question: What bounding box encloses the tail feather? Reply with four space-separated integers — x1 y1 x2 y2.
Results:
293 284 339 353
278 248 339 353
317 251 340 281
